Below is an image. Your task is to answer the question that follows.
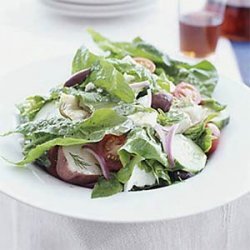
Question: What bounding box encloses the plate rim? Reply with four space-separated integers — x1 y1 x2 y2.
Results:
0 55 250 223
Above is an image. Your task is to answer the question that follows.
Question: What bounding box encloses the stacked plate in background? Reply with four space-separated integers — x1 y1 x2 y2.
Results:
41 0 158 18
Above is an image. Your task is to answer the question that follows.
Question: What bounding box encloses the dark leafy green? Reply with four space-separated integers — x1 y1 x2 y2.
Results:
88 60 135 103
17 96 47 122
139 160 171 184
196 128 213 153
91 175 123 198
88 28 170 65
157 110 185 126
117 155 142 184
119 127 168 167
201 98 226 112
162 60 218 97
72 46 100 74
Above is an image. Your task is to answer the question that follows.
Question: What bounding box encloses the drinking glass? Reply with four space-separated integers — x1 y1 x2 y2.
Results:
178 0 226 58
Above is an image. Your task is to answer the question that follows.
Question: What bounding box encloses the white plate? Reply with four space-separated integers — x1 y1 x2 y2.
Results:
41 0 155 18
56 0 134 4
0 55 250 223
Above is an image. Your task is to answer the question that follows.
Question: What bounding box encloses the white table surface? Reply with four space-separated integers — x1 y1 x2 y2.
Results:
0 0 249 249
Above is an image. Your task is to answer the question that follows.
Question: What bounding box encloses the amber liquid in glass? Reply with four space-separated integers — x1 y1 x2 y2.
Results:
179 11 221 58
221 4 250 41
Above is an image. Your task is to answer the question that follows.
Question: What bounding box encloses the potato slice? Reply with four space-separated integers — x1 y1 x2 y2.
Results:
59 93 90 121
56 145 102 186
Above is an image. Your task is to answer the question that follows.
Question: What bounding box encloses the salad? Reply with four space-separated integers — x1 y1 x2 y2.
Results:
4 29 229 198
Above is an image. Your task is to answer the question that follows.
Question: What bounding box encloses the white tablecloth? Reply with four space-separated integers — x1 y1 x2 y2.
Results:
0 1 249 249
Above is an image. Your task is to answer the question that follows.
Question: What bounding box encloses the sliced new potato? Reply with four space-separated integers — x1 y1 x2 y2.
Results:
56 145 102 186
59 93 90 121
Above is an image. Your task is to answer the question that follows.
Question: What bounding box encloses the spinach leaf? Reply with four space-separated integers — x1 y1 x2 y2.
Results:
157 110 185 126
72 46 101 74
12 108 133 166
91 174 123 198
196 128 213 153
88 28 170 65
184 122 205 141
88 60 135 103
107 57 155 85
163 60 218 97
117 155 142 184
201 98 226 112
118 127 168 167
139 160 171 184
17 96 47 122
15 137 92 166
15 118 76 140
75 108 132 140
184 113 217 141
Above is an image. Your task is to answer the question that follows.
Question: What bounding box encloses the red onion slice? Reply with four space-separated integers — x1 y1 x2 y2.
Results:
84 146 110 180
165 124 179 167
129 81 150 90
64 68 91 87
155 123 178 168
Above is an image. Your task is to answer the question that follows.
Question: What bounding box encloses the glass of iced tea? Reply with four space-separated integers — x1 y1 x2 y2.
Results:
178 0 226 58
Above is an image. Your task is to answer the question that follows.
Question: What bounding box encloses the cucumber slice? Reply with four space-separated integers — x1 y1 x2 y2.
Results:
211 109 230 129
173 134 207 173
34 101 61 121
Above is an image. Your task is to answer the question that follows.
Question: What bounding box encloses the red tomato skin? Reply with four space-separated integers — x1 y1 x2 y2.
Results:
208 138 220 154
173 82 202 104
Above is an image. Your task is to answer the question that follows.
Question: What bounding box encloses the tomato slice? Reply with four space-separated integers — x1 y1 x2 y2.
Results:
98 134 126 171
206 123 220 154
133 57 156 73
173 82 201 104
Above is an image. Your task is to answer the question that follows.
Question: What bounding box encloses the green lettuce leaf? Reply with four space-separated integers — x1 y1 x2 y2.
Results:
157 110 185 126
139 160 171 184
201 98 226 112
116 127 168 184
12 108 133 166
17 96 47 122
117 155 142 184
75 108 132 140
107 57 155 85
72 46 100 74
119 127 168 167
163 60 218 97
15 137 92 166
88 60 135 103
88 28 170 65
184 122 205 141
91 174 123 198
196 128 213 153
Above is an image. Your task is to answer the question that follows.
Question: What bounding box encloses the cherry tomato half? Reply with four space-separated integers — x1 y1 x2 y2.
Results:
133 57 156 73
173 82 202 104
206 123 220 154
98 134 127 171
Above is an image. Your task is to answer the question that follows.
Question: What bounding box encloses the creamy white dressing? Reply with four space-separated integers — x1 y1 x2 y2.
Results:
63 146 102 175
175 113 193 134
85 82 96 92
128 111 158 128
137 89 152 108
181 105 207 125
124 165 156 192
